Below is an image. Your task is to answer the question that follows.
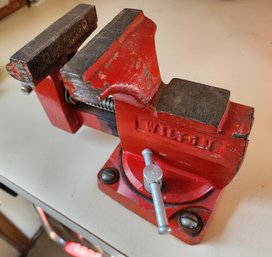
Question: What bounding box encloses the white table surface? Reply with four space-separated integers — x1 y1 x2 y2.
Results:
1 0 272 256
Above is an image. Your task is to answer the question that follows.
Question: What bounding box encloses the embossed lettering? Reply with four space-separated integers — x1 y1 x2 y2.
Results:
187 135 198 146
166 127 174 139
198 138 215 151
174 130 183 142
146 121 157 133
141 120 216 152
158 124 166 136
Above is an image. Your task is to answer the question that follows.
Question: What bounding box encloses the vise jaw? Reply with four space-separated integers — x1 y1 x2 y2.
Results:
7 4 254 245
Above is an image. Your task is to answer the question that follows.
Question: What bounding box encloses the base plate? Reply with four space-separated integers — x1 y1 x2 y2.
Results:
97 144 222 244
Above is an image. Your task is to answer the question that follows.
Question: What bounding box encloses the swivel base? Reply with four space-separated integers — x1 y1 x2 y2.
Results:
97 144 222 245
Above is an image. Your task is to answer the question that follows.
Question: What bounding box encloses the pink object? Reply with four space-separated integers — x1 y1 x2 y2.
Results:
64 242 102 257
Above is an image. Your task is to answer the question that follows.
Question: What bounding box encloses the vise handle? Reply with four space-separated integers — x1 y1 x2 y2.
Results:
142 149 172 235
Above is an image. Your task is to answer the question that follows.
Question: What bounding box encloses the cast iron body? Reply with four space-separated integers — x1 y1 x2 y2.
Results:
7 4 254 244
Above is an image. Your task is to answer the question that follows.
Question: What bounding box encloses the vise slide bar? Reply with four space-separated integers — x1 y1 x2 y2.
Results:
7 4 254 245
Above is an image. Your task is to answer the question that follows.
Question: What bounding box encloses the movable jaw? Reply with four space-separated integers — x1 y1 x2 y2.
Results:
6 4 98 85
7 4 254 245
6 4 98 133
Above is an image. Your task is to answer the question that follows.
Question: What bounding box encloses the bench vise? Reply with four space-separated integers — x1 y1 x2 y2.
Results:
7 4 254 244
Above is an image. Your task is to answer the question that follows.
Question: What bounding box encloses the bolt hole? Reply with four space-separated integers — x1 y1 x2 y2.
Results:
82 19 88 29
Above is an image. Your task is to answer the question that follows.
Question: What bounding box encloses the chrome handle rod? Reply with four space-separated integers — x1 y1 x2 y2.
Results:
142 149 171 235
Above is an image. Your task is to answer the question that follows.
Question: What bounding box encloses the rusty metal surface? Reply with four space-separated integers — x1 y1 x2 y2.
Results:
61 9 142 105
6 4 97 84
6 5 254 245
157 79 230 127
75 103 118 137
62 9 141 79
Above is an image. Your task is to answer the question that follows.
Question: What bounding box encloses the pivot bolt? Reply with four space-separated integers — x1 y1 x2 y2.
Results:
179 212 202 235
99 168 119 184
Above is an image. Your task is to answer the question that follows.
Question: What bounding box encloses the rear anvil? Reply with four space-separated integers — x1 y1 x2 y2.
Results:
7 4 254 244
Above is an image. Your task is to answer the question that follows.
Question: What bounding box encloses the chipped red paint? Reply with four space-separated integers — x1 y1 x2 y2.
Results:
114 99 253 190
98 144 222 245
7 6 254 244
63 10 161 105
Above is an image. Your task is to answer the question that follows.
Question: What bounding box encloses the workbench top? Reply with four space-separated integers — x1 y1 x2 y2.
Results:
0 1 271 256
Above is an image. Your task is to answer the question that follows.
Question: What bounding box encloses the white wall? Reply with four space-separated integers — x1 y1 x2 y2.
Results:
0 190 41 239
